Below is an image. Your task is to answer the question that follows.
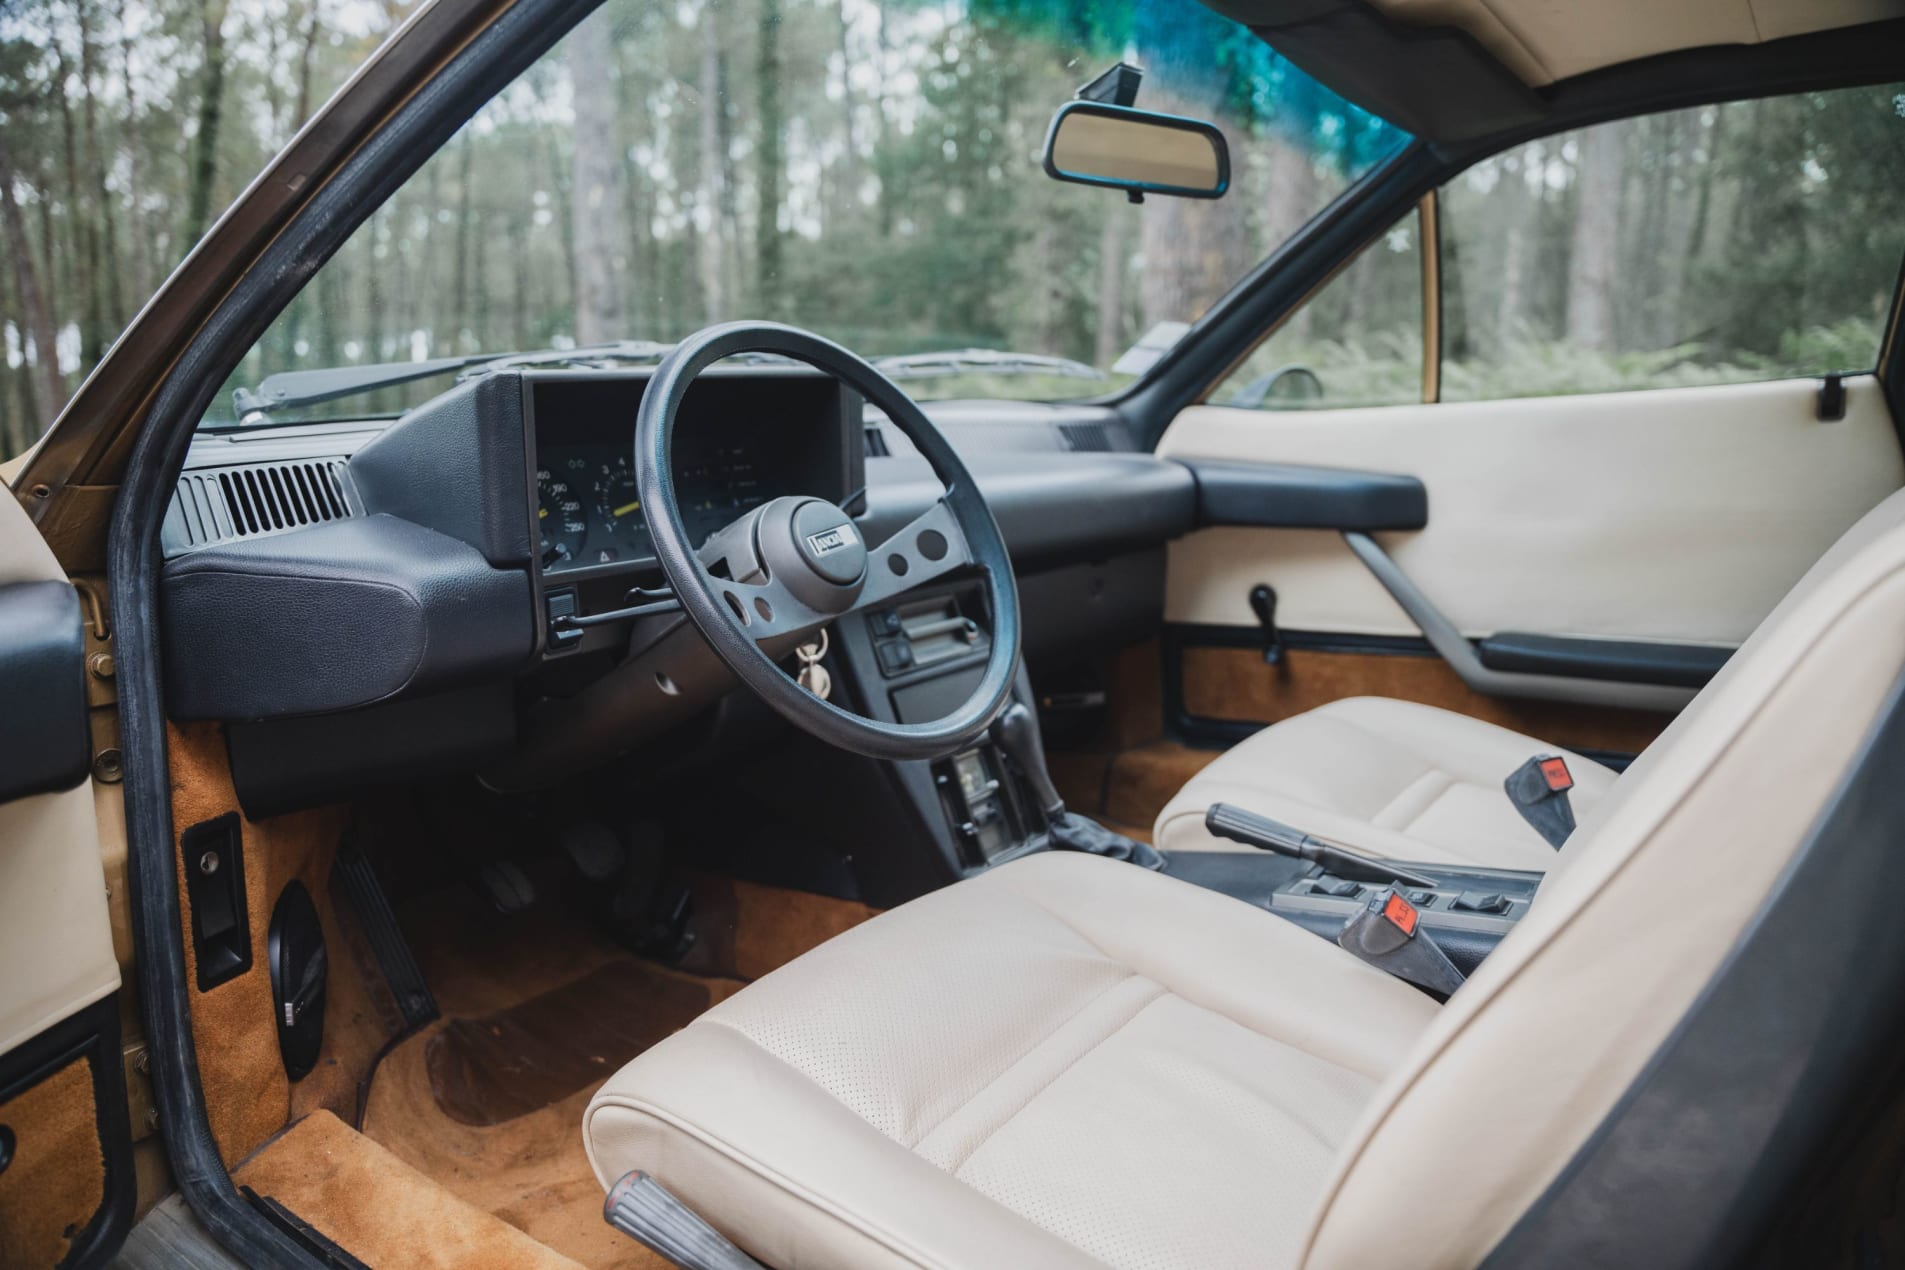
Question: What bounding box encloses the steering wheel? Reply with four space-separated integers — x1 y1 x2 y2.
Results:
635 322 1022 761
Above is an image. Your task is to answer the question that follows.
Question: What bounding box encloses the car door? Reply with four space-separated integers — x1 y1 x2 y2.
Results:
0 488 133 1268
1156 81 1905 764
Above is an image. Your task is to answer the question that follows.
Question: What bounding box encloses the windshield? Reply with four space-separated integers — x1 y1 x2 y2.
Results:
196 0 1408 427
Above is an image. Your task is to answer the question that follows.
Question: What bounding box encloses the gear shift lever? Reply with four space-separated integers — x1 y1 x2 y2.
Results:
990 701 1164 870
991 702 1067 820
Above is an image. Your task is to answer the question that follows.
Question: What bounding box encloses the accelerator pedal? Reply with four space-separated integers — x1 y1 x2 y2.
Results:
605 1171 764 1270
333 838 439 1029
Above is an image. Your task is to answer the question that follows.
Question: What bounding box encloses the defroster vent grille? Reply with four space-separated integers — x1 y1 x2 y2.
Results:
164 459 359 555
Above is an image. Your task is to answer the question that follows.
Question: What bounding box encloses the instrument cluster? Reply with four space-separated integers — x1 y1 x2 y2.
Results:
536 444 766 571
529 369 855 579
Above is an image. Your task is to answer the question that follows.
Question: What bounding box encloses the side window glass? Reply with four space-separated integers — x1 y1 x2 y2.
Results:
1441 84 1905 402
1210 211 1423 410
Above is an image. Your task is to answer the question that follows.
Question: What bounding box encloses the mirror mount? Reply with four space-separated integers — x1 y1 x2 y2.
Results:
1076 61 1144 109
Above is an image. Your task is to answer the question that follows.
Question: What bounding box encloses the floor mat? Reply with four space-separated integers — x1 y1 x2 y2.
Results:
233 1110 582 1269
357 875 866 1269
426 958 731 1127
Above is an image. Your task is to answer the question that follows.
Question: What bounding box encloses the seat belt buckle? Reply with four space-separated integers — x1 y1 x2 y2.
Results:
1538 756 1573 793
1337 889 1466 998
1505 754 1578 849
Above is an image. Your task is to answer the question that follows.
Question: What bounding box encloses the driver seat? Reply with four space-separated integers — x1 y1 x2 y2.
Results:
584 486 1905 1268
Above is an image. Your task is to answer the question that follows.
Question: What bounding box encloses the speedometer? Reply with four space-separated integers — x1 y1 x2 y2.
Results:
537 466 588 568
592 455 646 562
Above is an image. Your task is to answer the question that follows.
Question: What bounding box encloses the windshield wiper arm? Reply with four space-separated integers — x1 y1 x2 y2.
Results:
230 339 682 420
232 353 506 417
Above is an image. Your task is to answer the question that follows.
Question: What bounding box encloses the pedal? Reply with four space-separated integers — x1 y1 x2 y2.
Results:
561 822 626 882
333 838 438 1029
630 882 697 965
479 860 536 914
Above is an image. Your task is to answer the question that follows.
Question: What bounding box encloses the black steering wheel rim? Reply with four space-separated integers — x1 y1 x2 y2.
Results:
634 321 1022 761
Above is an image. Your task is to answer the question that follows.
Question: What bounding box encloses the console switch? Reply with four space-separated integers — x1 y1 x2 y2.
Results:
1452 890 1512 915
546 588 584 651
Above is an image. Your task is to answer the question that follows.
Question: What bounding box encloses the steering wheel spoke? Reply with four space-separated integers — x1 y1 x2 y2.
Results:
709 574 831 644
856 495 973 611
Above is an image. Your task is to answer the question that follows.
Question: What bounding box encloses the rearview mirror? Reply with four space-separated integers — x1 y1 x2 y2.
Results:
1041 101 1230 201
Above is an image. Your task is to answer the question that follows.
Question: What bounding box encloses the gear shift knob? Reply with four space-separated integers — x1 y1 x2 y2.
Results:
991 701 1066 820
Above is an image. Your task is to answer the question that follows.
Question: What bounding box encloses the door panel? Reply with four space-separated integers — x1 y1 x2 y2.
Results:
0 492 131 1268
1161 375 1902 647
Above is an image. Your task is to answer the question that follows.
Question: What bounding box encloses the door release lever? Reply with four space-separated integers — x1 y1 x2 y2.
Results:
1248 584 1284 665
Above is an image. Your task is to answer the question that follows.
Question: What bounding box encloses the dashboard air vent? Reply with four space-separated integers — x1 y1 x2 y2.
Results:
165 459 359 555
864 423 891 457
1058 421 1116 452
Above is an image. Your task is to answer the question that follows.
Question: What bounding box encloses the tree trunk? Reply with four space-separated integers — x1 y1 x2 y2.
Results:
1139 183 1250 332
569 21 627 345
697 1 729 322
78 0 124 351
873 0 893 236
294 0 324 125
49 34 98 369
185 0 231 246
832 1 860 229
118 0 151 302
1093 208 1127 368
1565 123 1625 352
0 135 68 429
451 136 475 352
755 0 784 315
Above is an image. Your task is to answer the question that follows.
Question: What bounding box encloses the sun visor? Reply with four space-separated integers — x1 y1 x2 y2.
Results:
1199 0 1548 143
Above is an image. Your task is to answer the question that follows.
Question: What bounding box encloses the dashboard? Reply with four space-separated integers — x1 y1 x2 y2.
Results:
527 370 858 578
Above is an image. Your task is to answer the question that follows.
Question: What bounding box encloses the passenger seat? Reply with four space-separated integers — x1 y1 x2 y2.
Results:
1152 697 1617 870
1154 484 1905 871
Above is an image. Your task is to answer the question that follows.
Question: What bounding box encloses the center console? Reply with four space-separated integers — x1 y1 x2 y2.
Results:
832 581 1043 868
1264 862 1540 975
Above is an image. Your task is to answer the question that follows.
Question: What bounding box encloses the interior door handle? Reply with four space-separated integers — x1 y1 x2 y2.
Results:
1339 531 1694 712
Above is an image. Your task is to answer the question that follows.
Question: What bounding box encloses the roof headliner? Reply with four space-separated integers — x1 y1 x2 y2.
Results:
1200 0 1905 142
1373 0 1905 87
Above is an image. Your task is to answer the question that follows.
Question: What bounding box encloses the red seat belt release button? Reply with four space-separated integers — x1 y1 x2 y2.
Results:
1539 756 1574 793
1382 891 1419 937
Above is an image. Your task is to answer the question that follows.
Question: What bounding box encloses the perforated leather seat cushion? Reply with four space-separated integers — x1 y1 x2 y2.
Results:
584 851 1438 1269
1153 697 1620 870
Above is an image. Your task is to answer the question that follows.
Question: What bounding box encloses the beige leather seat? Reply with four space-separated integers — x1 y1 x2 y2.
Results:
587 486 1905 1268
1152 698 1620 870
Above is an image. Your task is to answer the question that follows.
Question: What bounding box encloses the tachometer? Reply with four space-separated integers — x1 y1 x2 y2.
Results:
537 466 588 568
592 455 646 562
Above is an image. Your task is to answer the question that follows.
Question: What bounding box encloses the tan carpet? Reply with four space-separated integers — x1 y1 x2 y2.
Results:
235 1110 582 1269
356 875 870 1268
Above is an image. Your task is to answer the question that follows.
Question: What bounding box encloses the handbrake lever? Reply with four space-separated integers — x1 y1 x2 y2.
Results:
1204 803 1437 889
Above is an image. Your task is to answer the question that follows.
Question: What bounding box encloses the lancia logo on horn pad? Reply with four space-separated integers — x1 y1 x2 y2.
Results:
804 524 858 556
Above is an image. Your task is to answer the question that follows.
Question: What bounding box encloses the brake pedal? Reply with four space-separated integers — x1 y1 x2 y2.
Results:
479 860 536 914
605 1171 763 1270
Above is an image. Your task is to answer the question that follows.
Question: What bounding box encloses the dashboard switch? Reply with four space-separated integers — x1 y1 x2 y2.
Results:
876 639 915 675
546 588 584 651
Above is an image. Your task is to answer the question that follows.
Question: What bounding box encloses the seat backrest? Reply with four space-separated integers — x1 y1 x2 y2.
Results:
1302 485 1905 1267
